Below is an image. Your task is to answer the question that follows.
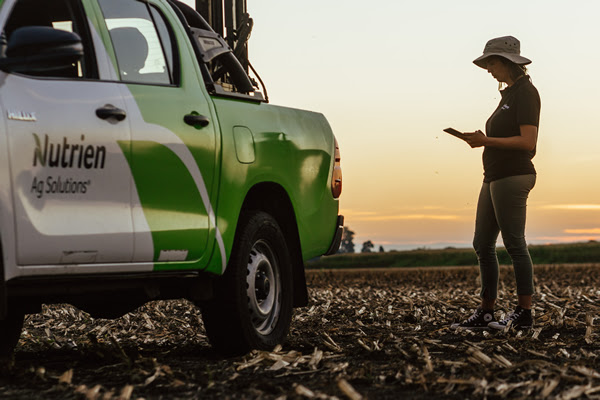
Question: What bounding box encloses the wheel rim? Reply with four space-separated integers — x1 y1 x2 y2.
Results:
246 239 281 335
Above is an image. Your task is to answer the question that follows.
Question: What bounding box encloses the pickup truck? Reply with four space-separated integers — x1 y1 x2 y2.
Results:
0 0 343 356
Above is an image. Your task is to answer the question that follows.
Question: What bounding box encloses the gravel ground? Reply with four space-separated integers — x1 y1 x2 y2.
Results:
0 264 598 399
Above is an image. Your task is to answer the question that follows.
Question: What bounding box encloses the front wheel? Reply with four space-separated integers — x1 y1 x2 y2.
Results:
201 211 293 355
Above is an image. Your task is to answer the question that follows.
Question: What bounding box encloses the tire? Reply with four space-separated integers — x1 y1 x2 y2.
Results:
201 211 293 355
0 311 24 357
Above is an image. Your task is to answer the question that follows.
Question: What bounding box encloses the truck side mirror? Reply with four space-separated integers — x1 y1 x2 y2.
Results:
0 26 83 73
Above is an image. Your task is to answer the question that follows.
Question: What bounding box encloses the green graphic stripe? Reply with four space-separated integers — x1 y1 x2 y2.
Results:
118 140 208 262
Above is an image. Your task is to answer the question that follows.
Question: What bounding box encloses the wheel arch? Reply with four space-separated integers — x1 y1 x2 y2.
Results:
238 182 308 307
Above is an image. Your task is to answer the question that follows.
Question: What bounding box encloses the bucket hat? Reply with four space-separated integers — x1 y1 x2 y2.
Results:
473 36 531 69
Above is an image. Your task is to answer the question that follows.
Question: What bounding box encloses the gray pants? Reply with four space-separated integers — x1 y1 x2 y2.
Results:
473 174 536 299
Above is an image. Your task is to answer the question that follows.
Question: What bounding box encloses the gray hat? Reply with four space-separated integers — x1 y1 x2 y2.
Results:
473 36 532 69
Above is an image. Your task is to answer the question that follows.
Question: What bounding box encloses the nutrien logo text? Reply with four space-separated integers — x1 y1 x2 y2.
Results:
33 133 106 169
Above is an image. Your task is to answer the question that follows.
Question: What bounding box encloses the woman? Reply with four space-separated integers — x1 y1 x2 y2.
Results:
451 36 541 331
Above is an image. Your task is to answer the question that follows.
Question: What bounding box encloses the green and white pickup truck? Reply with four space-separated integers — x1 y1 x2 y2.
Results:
0 0 343 355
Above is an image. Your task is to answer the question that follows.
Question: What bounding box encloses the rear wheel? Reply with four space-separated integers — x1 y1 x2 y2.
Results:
201 211 293 355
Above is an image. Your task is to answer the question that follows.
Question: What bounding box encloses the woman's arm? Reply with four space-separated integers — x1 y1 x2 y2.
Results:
463 125 538 150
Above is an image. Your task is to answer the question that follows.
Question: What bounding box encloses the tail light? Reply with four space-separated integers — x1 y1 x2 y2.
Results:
331 137 342 198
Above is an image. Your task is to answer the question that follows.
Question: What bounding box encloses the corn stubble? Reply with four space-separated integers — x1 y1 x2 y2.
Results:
0 264 598 399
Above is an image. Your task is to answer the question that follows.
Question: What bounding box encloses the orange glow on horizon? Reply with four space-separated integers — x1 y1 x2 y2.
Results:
542 205 600 210
563 229 600 235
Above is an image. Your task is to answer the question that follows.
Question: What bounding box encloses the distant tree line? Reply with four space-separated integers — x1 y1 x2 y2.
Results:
311 240 600 270
338 226 384 254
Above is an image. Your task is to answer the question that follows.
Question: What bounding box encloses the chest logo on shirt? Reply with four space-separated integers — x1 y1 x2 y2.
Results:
501 104 510 110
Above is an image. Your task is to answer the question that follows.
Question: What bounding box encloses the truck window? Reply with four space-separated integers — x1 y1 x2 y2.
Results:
98 0 176 85
1 0 98 78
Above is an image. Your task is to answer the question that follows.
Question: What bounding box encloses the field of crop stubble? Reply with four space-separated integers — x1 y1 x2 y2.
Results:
0 264 598 399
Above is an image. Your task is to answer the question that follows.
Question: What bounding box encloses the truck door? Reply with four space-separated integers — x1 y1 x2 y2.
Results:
0 0 134 265
97 0 219 264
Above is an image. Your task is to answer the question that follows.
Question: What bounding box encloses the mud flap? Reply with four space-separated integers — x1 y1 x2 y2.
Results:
325 215 344 256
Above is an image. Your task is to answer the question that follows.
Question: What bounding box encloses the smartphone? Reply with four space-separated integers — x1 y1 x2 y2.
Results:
443 128 468 140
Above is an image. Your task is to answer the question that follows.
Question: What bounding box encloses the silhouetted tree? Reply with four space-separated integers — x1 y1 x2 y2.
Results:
361 240 374 253
339 226 355 253
379 245 385 253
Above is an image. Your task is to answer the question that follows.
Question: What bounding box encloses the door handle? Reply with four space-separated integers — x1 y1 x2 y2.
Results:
184 113 210 128
96 105 126 121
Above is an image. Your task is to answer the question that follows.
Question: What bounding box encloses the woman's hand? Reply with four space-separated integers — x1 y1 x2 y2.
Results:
463 130 487 148
465 125 538 151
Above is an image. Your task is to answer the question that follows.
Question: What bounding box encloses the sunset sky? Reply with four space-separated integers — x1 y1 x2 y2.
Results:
191 0 600 251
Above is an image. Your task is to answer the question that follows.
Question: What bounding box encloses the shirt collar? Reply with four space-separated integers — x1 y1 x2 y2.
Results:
501 75 528 97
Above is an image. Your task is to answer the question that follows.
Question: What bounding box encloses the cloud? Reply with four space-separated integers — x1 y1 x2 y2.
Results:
349 214 460 222
341 207 464 222
531 235 600 243
564 228 600 234
540 204 600 210
340 210 378 217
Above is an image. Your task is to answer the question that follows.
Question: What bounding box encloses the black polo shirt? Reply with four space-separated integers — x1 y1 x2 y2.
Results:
483 76 541 182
